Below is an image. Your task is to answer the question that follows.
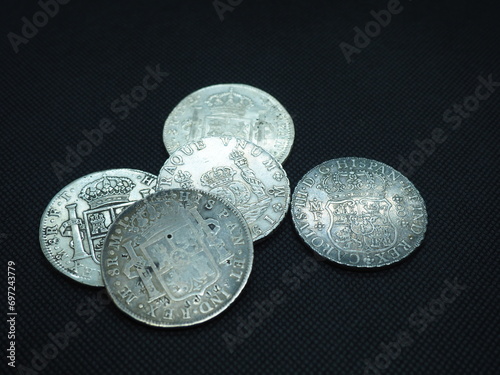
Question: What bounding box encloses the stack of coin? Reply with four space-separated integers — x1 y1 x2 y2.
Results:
40 84 428 327
40 83 295 326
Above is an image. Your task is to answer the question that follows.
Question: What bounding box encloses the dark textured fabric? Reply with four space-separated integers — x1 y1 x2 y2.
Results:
2 0 499 374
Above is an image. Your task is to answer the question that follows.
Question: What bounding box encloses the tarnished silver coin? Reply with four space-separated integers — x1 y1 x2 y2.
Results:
157 136 290 241
163 84 295 164
39 169 157 286
292 158 427 268
101 188 253 327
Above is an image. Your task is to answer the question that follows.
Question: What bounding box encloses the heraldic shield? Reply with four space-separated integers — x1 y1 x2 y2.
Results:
205 115 252 139
131 207 225 302
78 175 137 264
84 202 132 264
326 198 397 253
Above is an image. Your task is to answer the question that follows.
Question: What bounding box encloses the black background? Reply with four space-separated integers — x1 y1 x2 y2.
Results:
2 0 500 374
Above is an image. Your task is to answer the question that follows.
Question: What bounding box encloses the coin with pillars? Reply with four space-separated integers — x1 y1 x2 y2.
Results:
163 84 295 164
101 188 254 327
39 169 157 286
157 136 290 241
291 158 427 268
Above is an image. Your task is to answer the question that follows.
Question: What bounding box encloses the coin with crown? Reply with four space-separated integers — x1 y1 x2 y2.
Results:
291 158 427 268
157 136 290 241
39 169 158 286
163 84 295 164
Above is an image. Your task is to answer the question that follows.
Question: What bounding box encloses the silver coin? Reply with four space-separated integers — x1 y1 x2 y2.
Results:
101 188 253 327
163 84 295 164
39 169 157 286
291 158 427 268
157 136 290 241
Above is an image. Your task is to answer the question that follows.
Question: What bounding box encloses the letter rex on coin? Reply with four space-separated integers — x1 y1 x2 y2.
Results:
39 169 157 286
291 158 427 267
101 188 253 327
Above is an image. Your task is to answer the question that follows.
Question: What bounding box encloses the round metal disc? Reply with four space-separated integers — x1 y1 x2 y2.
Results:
157 136 290 241
163 84 295 164
291 157 427 268
101 188 253 327
39 169 157 286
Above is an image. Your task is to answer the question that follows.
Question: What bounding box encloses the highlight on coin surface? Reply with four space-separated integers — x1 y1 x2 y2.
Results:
101 188 254 327
291 157 427 268
163 83 295 164
39 169 158 286
157 136 290 241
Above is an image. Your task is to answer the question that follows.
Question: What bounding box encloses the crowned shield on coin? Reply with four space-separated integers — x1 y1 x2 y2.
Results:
79 176 136 264
204 89 252 138
322 170 397 253
326 197 397 253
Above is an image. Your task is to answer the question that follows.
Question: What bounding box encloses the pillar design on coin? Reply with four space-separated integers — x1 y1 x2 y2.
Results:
291 158 427 267
39 169 157 286
101 189 253 327
157 136 290 241
163 84 295 163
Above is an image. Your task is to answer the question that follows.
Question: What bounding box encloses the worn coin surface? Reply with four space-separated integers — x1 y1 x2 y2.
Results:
291 158 427 268
157 136 290 241
39 169 157 286
163 84 295 164
101 188 253 327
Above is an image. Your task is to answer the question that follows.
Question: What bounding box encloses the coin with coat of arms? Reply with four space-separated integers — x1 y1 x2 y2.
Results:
163 84 295 164
39 169 157 286
291 158 427 268
157 136 290 241
101 188 253 327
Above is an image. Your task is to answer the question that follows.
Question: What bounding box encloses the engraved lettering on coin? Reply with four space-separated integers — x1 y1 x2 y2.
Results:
291 158 427 267
163 84 295 164
39 169 157 286
157 136 290 241
101 188 253 327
